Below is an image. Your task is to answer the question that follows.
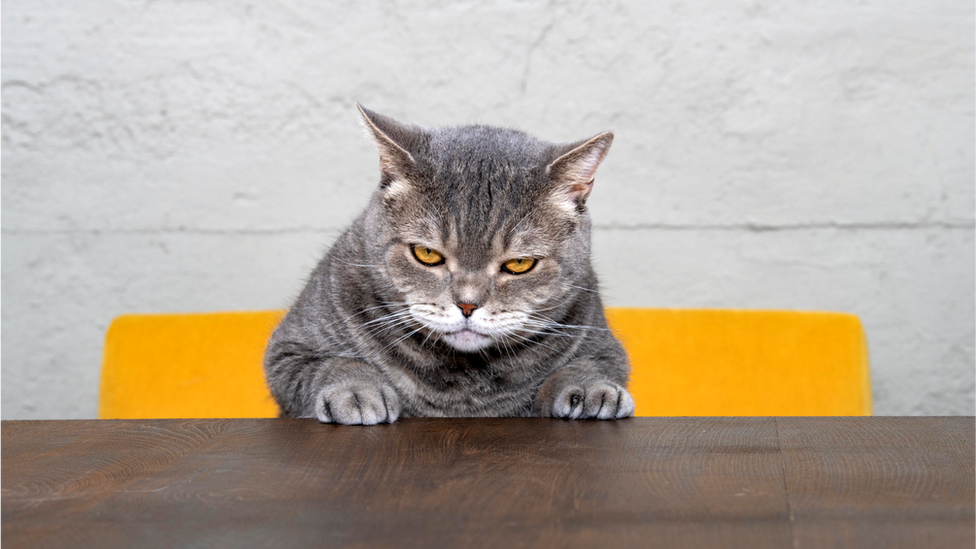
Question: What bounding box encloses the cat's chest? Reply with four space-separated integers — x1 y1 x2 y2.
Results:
381 358 541 417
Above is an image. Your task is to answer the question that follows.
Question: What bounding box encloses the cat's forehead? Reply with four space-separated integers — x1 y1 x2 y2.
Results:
426 125 554 169
402 201 562 262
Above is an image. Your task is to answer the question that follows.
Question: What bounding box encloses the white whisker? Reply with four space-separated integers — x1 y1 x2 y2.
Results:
567 284 599 294
515 326 576 339
387 326 426 349
335 259 384 268
361 310 414 328
419 327 435 349
505 331 561 353
526 312 612 332
508 211 533 235
532 297 575 313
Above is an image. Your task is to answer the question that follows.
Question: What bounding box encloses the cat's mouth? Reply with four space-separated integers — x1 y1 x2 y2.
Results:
441 328 493 352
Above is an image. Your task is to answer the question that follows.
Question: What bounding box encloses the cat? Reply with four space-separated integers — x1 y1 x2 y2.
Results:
263 106 634 425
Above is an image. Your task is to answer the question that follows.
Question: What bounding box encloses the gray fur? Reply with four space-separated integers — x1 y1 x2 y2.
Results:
264 106 634 424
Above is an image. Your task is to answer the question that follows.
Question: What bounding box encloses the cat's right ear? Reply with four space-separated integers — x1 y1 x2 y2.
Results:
357 105 421 185
545 131 614 209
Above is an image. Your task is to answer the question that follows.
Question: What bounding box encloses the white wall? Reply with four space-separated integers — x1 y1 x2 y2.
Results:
2 0 973 418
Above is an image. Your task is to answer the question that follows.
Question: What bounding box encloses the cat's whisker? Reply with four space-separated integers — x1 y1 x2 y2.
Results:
362 323 412 340
343 302 412 323
285 301 410 336
355 301 410 314
360 309 414 327
506 343 524 377
511 339 530 378
505 332 561 354
363 318 413 337
309 301 415 335
504 322 576 344
360 312 413 328
419 327 436 349
494 335 531 379
361 314 417 339
507 211 533 236
550 323 612 332
478 347 493 372
496 336 513 363
531 298 576 314
386 326 426 349
335 259 384 269
525 312 613 332
363 325 410 343
519 317 573 331
363 316 415 335
567 284 599 294
514 327 576 339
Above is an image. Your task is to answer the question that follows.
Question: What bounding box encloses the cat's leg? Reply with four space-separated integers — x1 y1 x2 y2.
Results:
534 361 635 420
265 342 400 425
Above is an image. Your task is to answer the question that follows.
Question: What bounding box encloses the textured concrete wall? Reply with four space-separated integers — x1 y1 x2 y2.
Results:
2 1 973 418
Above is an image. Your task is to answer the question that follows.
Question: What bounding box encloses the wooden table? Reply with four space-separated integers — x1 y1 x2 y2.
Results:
2 417 973 548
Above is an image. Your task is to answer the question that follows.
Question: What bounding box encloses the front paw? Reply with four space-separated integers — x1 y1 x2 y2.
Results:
540 378 635 420
314 383 400 425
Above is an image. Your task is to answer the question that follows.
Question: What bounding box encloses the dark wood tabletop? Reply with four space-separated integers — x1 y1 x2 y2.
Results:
2 417 973 549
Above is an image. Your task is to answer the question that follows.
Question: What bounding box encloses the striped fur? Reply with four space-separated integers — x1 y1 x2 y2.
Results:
264 107 633 424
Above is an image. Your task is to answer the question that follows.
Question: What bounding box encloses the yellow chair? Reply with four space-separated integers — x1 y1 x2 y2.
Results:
99 311 284 419
99 308 871 419
606 309 871 416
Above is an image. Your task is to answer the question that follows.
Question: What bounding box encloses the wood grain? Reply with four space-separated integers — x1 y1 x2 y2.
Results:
777 417 975 549
2 417 973 549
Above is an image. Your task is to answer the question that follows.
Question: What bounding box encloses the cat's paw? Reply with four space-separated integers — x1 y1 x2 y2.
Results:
314 383 401 425
542 379 635 420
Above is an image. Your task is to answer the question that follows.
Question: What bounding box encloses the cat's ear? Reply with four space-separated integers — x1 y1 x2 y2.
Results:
545 131 614 205
357 104 422 183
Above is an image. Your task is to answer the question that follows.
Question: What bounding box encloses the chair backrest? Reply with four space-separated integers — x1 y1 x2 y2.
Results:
99 308 871 419
99 311 284 419
606 308 872 416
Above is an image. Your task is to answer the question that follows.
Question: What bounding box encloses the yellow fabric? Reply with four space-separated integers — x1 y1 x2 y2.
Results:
99 311 284 419
606 308 872 416
99 308 871 419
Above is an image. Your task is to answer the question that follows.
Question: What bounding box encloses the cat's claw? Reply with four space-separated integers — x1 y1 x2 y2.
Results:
548 381 635 420
314 383 400 425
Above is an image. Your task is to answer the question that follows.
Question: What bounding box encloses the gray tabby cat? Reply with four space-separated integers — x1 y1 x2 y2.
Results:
264 106 634 425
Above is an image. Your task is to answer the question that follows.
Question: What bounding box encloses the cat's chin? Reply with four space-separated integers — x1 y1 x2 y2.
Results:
441 329 494 353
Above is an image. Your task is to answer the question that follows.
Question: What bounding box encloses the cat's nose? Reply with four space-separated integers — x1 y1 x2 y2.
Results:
457 302 478 318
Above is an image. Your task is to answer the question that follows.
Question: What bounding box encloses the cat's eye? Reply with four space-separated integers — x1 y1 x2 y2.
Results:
412 245 445 266
502 257 536 275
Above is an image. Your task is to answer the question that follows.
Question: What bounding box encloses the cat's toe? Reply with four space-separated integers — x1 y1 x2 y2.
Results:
551 386 586 419
550 382 633 420
583 383 634 419
380 385 401 423
315 384 400 425
314 392 334 423
587 386 616 419
615 388 635 418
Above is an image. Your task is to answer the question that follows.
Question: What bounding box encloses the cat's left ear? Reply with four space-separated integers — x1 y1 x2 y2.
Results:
357 104 423 184
546 132 614 205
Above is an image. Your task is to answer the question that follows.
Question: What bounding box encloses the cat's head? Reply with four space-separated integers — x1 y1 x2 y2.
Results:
358 106 612 353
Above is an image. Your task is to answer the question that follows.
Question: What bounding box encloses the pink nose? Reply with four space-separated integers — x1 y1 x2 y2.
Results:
457 303 477 317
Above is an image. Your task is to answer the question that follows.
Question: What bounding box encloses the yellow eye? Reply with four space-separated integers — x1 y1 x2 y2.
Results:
412 245 444 266
502 257 536 274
